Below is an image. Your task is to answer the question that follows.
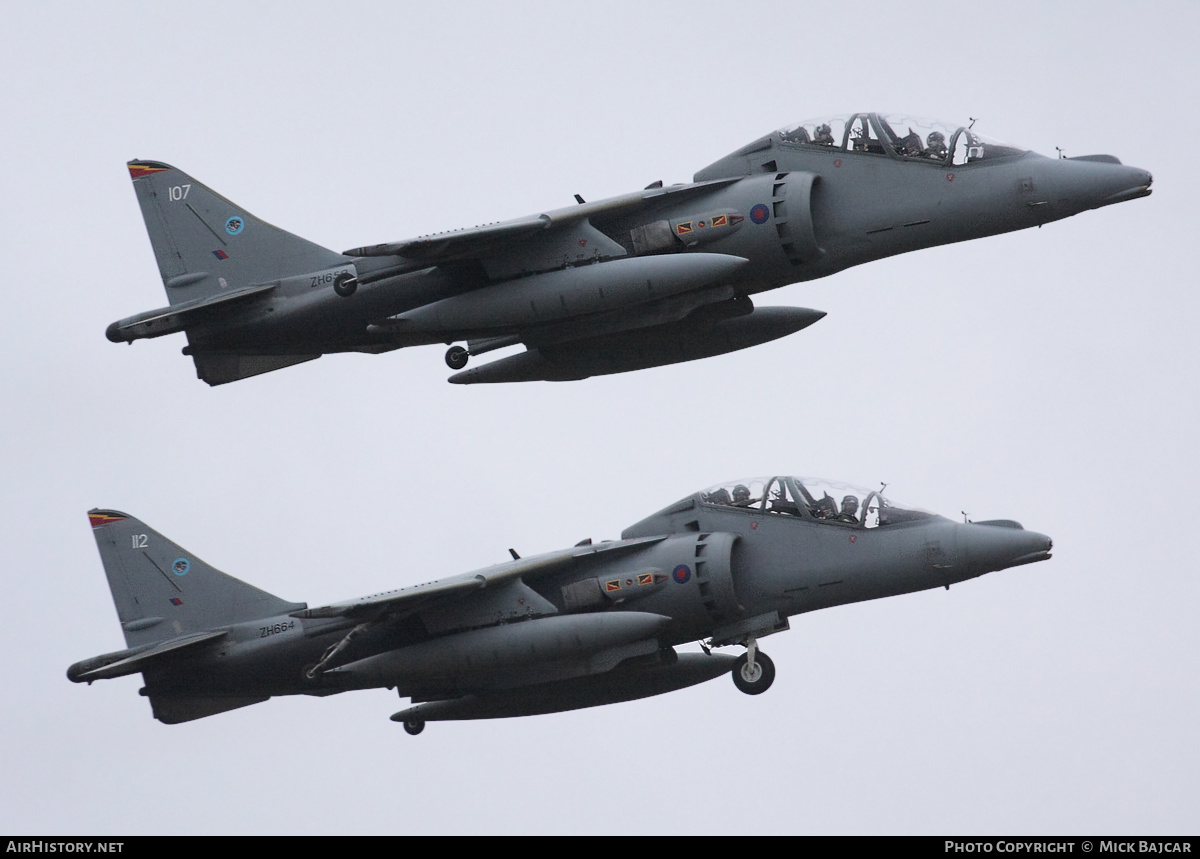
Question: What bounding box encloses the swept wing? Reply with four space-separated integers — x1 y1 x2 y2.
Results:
295 536 666 621
343 179 738 263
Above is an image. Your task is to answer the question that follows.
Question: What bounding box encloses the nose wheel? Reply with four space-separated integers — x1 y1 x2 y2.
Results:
445 345 469 370
731 641 775 695
402 717 425 735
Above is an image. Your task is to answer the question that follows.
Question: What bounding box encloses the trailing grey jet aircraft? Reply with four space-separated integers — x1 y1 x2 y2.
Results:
70 477 1051 732
112 113 1150 385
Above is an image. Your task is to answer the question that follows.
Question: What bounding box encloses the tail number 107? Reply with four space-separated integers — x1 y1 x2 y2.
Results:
168 185 192 201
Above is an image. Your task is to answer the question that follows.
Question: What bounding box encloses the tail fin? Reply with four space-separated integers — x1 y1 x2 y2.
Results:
126 160 349 306
87 509 305 648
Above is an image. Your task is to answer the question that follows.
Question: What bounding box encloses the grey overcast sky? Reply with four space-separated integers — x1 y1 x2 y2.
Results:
1 0 1196 835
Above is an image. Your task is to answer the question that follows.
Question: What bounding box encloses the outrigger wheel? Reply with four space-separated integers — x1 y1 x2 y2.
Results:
402 718 426 736
333 272 358 297
732 642 776 695
445 345 469 370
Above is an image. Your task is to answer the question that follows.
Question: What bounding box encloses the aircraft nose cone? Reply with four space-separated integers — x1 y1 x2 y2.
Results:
1047 158 1153 213
1101 164 1153 206
961 522 1053 575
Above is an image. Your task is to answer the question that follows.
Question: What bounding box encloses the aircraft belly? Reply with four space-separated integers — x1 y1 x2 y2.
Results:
327 612 673 692
392 651 738 722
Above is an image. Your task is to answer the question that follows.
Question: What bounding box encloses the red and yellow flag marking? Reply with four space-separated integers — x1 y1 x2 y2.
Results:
128 163 169 180
88 512 126 528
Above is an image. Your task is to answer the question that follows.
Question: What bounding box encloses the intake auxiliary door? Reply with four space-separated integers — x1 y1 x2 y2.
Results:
558 532 745 632
770 172 822 266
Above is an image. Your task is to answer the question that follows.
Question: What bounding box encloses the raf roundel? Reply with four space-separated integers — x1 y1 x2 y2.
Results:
224 216 245 236
749 203 770 224
172 558 190 576
672 564 692 584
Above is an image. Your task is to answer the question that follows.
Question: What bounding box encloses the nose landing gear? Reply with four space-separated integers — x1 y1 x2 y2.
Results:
731 638 776 695
402 717 426 736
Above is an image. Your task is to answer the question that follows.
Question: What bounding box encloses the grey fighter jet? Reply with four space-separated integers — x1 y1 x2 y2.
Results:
112 112 1150 385
70 477 1051 732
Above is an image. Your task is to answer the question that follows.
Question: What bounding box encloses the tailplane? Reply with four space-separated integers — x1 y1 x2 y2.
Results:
126 160 349 306
87 509 305 649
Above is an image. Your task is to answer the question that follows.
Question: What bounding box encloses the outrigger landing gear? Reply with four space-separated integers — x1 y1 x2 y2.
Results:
333 272 358 297
402 718 426 736
731 638 776 695
445 345 469 370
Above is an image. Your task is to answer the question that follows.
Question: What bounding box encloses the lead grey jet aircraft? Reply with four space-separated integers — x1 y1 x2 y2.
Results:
70 477 1051 732
111 112 1150 385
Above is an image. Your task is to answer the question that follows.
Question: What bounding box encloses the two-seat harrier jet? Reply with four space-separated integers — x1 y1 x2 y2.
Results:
111 113 1150 385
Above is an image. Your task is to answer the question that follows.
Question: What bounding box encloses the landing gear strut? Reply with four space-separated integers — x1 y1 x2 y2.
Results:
731 638 775 695
402 718 426 736
445 345 469 370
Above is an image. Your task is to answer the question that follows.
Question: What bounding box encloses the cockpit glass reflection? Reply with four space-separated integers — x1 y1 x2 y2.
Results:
701 477 934 528
776 113 1026 166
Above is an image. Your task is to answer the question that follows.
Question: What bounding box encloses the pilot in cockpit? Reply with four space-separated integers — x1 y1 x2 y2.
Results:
732 484 753 507
812 124 835 146
926 131 948 160
837 495 860 524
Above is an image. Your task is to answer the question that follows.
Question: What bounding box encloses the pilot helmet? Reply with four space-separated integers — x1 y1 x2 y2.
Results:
841 495 859 515
732 484 751 503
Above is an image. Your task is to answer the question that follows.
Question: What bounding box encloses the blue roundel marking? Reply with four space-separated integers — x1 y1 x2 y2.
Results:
672 564 691 584
750 203 770 224
225 216 245 236
172 558 190 576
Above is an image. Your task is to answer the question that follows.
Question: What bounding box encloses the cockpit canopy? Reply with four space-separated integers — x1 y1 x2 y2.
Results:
777 113 1026 166
700 476 934 528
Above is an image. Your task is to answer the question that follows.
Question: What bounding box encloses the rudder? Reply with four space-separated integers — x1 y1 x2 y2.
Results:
127 160 349 306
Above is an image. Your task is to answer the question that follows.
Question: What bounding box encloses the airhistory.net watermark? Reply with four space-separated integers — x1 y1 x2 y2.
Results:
5 843 123 853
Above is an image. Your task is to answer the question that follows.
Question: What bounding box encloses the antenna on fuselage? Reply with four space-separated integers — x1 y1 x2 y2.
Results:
968 117 978 129
1056 146 1066 160
962 511 971 523
879 482 888 494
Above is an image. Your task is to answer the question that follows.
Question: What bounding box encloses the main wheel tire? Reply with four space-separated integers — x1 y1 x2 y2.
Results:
732 651 776 695
445 345 469 370
403 718 425 736
333 273 358 297
300 663 323 686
